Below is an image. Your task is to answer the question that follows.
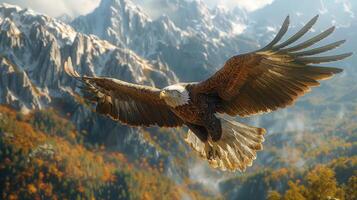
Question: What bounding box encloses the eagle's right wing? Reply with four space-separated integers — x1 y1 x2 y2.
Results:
191 15 351 117
64 60 183 127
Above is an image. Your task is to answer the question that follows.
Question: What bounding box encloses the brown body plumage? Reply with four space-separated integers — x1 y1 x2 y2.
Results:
65 15 351 171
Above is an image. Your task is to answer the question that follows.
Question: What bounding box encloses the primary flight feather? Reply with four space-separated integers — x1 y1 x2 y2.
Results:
65 15 351 172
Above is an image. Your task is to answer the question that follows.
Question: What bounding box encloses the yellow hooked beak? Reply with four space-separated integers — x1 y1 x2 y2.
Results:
160 91 166 99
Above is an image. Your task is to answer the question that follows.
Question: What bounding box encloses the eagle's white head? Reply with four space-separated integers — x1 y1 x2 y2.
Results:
160 84 190 107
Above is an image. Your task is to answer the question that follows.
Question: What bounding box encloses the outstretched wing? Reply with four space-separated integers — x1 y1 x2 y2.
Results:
191 15 351 117
64 60 183 127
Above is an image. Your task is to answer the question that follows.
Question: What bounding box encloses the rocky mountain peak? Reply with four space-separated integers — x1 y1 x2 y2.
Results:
0 17 22 48
73 0 150 48
0 18 20 35
0 56 44 113
0 3 21 14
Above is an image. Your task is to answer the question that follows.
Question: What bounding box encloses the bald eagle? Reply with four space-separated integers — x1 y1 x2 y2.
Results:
65 16 351 172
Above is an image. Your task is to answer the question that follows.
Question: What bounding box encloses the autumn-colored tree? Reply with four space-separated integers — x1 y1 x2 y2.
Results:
344 175 357 200
277 167 347 200
304 166 344 200
267 190 282 200
283 181 306 200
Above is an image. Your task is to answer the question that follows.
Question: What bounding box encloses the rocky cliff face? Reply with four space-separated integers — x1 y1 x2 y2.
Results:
0 56 44 113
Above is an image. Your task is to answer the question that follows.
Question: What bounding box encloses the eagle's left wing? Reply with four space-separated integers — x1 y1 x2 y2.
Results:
191 15 351 117
64 60 183 127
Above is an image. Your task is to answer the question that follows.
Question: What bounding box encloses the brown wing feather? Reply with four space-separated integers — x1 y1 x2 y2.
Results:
191 15 351 117
64 59 183 127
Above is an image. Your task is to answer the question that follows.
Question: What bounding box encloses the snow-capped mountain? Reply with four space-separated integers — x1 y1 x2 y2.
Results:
72 0 257 81
0 3 176 110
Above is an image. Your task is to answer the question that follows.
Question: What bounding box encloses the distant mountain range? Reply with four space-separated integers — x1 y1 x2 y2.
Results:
72 0 257 81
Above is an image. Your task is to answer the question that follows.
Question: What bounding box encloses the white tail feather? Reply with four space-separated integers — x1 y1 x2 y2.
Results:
185 118 266 172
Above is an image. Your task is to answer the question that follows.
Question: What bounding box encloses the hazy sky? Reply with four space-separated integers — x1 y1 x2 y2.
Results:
205 0 274 12
0 0 274 17
0 0 101 17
